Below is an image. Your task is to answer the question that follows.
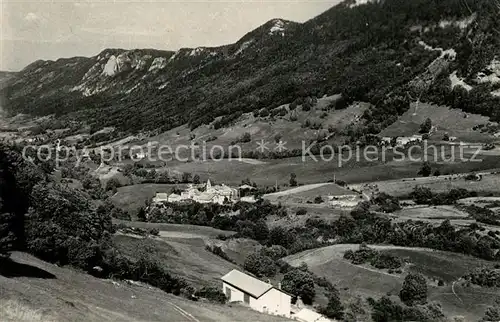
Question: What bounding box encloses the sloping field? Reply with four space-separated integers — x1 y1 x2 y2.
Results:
165 148 500 187
143 96 366 152
0 252 290 322
266 206 348 229
351 172 500 198
390 205 469 220
381 103 497 142
263 182 358 204
206 238 263 266
388 206 500 234
284 244 498 321
113 219 235 239
110 183 187 217
113 235 239 287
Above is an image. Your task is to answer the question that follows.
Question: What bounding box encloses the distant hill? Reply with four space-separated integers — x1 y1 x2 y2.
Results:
2 0 500 137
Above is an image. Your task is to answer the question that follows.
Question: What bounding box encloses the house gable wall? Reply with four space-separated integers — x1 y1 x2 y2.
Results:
257 288 291 317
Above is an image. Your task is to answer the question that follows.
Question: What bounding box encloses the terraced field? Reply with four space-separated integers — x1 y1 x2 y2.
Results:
351 172 500 198
284 244 499 321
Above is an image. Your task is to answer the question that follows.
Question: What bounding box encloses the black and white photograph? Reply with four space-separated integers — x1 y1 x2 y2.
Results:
1 0 500 321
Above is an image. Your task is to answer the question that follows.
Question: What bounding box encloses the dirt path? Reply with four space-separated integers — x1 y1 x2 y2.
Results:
167 302 201 322
451 280 463 303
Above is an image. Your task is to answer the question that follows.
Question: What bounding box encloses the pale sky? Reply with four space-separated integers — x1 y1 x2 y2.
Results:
1 1 342 71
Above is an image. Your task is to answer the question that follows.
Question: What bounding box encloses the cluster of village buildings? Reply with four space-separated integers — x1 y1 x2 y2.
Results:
152 180 256 205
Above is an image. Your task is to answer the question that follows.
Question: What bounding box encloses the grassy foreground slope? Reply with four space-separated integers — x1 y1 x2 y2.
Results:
0 252 289 322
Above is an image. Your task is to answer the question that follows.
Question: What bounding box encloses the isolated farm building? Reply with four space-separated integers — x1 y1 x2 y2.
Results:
239 184 256 197
396 135 422 147
381 137 392 145
221 269 291 318
238 184 256 190
240 195 257 203
327 194 361 208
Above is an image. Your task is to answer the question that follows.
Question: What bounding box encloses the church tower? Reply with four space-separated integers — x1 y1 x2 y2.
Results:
206 179 212 193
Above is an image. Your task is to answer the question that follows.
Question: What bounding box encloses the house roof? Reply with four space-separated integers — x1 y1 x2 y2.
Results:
294 308 332 322
197 193 216 201
221 269 273 298
239 184 256 190
155 193 169 199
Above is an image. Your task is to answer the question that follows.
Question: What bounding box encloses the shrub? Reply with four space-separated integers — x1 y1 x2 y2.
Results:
281 268 316 304
259 108 270 117
343 244 378 265
481 298 500 322
314 196 324 204
296 208 307 216
149 228 160 236
418 162 432 177
260 245 288 260
400 273 428 306
370 253 402 269
369 297 444 322
206 245 235 263
373 193 401 213
194 286 227 304
243 252 277 277
419 118 432 134
319 292 344 320
105 178 122 192
240 132 251 143
464 267 500 287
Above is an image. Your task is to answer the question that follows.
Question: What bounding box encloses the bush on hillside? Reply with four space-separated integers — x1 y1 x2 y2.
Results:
481 298 500 322
368 297 445 322
464 267 500 287
399 273 428 306
260 245 288 260
319 291 344 320
373 193 401 213
24 183 113 269
296 208 307 216
243 252 277 277
281 268 316 305
419 118 432 134
194 286 227 304
343 244 378 265
105 178 122 192
206 245 235 263
370 253 402 269
0 212 15 258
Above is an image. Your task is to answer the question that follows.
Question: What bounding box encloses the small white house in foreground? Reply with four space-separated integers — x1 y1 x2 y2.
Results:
221 269 291 318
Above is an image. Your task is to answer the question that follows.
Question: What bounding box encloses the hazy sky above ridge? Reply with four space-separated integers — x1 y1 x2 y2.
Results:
1 0 342 71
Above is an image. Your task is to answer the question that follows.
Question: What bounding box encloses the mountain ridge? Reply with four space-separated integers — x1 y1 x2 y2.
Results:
2 0 500 138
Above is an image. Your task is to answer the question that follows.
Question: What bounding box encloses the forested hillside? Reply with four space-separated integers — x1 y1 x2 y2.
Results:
2 0 500 136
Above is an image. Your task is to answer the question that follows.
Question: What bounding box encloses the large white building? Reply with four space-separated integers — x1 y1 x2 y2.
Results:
221 269 291 318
